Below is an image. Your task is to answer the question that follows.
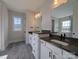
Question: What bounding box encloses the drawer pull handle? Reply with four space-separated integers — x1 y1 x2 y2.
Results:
53 55 56 59
68 58 72 59
49 52 52 58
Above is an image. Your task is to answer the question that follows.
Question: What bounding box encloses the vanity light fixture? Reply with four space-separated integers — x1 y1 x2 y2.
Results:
53 0 68 8
35 12 41 19
54 0 58 5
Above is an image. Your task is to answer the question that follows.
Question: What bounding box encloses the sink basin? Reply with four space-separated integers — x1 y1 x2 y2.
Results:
51 40 69 46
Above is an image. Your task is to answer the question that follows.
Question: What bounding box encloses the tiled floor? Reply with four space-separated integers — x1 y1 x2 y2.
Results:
0 41 35 59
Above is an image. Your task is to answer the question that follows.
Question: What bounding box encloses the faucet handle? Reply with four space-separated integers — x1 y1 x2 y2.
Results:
60 34 63 41
63 33 66 41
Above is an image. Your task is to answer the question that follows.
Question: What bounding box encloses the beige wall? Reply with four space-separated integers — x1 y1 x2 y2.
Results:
8 10 26 43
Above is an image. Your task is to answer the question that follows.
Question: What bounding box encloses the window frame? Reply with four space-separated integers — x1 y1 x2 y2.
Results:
61 20 72 33
13 16 22 31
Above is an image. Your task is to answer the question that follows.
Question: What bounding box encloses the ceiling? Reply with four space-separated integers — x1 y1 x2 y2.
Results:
2 0 74 17
2 0 46 12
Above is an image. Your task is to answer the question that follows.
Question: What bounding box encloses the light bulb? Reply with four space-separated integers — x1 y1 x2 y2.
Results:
54 0 58 5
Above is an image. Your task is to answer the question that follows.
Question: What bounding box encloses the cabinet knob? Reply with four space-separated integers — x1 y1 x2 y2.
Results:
41 41 44 44
68 58 72 59
49 52 52 58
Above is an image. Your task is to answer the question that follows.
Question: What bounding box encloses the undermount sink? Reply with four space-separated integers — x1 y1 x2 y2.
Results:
51 40 69 46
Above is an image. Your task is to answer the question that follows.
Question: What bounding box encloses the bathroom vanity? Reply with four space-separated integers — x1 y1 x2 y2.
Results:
28 31 78 59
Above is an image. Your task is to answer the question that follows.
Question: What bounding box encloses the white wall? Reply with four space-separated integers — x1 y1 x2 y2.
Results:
8 10 26 43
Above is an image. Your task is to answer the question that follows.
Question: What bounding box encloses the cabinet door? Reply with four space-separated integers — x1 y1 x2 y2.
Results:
52 53 62 59
52 55 62 59
41 43 52 59
29 34 32 44
32 33 40 59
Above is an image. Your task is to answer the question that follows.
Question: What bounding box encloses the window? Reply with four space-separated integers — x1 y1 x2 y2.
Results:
62 20 71 33
13 16 22 31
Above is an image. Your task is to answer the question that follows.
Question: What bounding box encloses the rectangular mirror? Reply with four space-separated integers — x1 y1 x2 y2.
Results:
51 0 78 38
52 16 72 33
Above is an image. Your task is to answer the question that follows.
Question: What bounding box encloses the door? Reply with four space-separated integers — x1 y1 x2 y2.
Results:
41 42 52 59
8 12 26 43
